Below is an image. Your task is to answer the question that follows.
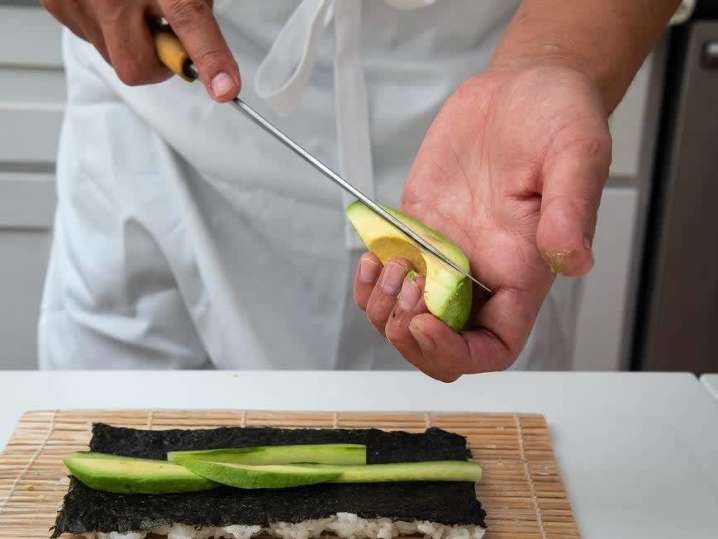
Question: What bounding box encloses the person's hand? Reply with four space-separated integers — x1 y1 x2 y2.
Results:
354 65 611 381
42 0 240 101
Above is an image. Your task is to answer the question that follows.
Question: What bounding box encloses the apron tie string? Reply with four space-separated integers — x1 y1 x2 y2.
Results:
255 0 435 249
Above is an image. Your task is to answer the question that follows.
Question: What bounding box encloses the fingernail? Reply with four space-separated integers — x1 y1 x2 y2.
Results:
397 278 421 311
210 72 234 98
583 236 592 251
359 256 380 284
542 249 574 274
381 263 407 295
410 322 435 353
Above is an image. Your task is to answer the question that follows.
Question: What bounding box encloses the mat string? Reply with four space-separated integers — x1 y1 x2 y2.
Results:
514 413 547 539
0 409 58 516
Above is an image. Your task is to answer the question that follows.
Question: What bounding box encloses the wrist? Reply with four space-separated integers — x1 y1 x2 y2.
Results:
488 49 617 113
489 0 681 113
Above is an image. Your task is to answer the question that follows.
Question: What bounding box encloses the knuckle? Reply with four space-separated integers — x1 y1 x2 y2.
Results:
385 321 401 343
366 308 388 334
354 296 368 312
433 370 461 383
367 312 384 333
582 133 612 160
42 0 76 17
167 0 210 28
115 63 150 86
96 3 126 26
385 310 412 344
41 0 62 12
543 192 598 215
560 131 612 163
192 47 227 69
483 349 515 374
353 285 370 311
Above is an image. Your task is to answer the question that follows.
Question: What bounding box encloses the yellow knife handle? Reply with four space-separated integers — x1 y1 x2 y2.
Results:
153 28 197 82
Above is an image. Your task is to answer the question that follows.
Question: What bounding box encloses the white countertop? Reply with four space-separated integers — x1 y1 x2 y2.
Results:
700 374 718 401
1 371 717 538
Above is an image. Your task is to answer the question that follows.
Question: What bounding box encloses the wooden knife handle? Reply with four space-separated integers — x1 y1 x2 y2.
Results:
153 28 197 82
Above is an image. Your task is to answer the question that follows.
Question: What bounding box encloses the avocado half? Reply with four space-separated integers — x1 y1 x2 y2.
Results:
346 201 472 331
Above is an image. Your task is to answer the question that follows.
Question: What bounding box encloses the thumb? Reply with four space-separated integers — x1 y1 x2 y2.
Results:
536 131 611 277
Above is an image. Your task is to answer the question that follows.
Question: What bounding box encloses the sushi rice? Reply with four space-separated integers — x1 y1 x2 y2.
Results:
80 512 486 539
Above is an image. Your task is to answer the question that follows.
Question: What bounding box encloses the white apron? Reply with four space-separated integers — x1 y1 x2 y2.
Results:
39 0 582 370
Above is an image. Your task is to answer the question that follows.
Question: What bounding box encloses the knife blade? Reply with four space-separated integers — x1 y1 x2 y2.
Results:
153 28 493 294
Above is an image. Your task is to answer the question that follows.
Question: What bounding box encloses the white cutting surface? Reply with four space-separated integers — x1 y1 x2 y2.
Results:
0 371 716 538
700 374 718 402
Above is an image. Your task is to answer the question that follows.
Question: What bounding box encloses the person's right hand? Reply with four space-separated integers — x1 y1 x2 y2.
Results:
42 0 240 102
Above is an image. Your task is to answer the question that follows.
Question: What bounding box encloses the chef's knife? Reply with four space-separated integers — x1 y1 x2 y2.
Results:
153 28 492 294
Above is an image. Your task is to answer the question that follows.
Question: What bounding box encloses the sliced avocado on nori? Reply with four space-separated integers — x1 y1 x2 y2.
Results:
346 201 473 331
176 460 342 489
310 460 482 483
64 452 217 494
52 424 486 538
178 459 482 489
168 443 366 466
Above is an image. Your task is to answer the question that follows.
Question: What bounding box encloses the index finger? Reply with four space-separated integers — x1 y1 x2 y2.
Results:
159 0 240 101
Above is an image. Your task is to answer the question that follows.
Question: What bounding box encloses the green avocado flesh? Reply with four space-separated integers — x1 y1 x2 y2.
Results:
177 459 343 489
346 201 472 331
65 447 483 493
297 461 482 483
63 452 217 494
179 459 483 489
167 443 366 466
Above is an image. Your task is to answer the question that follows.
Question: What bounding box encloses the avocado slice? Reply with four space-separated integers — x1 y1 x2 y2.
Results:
178 459 482 489
167 443 366 466
63 452 217 494
177 459 342 489
346 201 472 331
304 460 482 483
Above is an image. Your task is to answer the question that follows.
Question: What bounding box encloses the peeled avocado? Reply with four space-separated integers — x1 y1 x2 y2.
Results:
178 459 482 489
346 201 472 331
297 461 482 483
65 446 483 493
175 459 342 489
63 452 217 494
167 443 366 466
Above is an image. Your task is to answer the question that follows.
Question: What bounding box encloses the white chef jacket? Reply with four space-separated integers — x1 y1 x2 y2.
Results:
39 0 583 370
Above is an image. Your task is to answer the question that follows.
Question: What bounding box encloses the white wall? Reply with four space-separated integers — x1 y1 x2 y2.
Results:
0 6 62 369
0 5 659 370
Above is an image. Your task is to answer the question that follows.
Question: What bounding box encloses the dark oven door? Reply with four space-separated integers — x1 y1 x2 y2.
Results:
635 15 718 373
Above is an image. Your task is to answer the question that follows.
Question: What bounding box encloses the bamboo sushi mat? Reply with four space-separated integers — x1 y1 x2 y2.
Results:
0 410 579 539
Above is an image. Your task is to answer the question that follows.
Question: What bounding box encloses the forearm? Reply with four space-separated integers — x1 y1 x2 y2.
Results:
490 0 681 112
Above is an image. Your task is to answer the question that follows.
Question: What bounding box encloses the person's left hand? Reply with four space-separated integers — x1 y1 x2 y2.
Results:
353 64 611 381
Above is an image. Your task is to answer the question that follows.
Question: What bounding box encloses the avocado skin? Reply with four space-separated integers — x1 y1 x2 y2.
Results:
442 277 472 331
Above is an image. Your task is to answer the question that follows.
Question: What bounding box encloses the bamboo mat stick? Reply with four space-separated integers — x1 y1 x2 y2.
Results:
0 410 580 539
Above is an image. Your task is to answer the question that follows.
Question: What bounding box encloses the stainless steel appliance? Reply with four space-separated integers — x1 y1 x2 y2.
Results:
632 3 718 373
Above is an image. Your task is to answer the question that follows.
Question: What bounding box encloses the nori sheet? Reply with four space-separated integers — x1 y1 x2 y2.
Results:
52 424 486 537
